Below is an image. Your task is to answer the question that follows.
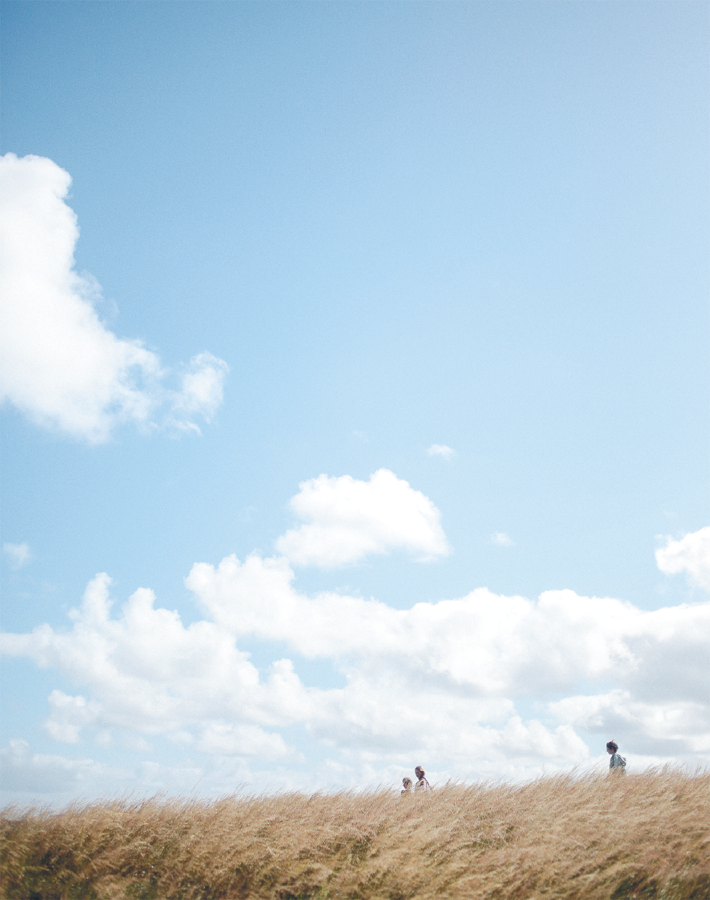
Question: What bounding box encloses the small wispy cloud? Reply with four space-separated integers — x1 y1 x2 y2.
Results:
491 532 514 547
426 444 456 460
655 526 710 591
3 542 31 568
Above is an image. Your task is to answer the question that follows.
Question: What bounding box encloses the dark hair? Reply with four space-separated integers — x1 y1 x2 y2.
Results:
606 741 618 753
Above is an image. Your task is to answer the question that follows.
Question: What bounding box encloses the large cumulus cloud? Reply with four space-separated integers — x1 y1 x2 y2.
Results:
0 153 228 441
2 532 708 795
2 466 708 797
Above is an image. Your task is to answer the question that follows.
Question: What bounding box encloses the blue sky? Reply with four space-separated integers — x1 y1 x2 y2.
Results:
1 1 708 803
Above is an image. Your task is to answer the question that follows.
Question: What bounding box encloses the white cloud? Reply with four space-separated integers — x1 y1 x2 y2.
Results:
185 553 710 767
491 532 514 547
0 739 128 796
655 527 710 592
195 721 288 759
172 352 229 421
3 541 30 568
0 153 228 442
0 573 318 747
426 444 456 460
188 561 710 711
0 739 209 803
45 690 102 743
550 692 710 756
275 469 451 567
2 508 710 795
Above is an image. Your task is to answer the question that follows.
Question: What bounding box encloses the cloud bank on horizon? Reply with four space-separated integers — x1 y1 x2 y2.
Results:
1 470 708 800
0 154 228 442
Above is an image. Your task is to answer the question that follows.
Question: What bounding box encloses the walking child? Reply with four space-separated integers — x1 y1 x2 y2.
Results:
414 765 432 792
606 740 626 772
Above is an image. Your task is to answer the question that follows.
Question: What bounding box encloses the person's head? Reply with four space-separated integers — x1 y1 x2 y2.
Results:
402 777 412 789
415 766 425 779
606 741 618 755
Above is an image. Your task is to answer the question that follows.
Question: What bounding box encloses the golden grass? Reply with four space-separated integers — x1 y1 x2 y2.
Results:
1 769 709 899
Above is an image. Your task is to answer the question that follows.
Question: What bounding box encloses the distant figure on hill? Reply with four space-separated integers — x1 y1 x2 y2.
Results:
401 777 412 795
607 740 627 772
414 765 432 792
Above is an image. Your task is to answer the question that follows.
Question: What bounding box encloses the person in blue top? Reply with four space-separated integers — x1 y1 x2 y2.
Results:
606 740 627 772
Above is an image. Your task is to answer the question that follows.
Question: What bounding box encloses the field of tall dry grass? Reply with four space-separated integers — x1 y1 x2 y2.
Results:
1 769 708 900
